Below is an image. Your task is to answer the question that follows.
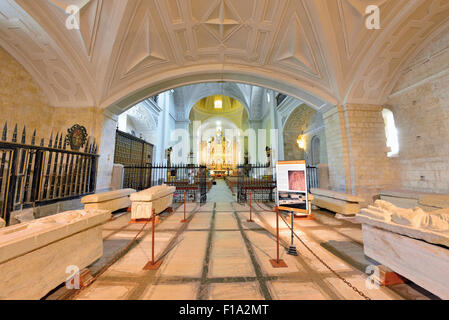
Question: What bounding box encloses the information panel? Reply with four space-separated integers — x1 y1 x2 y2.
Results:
276 160 308 214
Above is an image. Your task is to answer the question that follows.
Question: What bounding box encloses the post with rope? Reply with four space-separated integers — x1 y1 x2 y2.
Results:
181 190 188 223
269 206 288 268
247 191 254 223
287 211 299 256
143 208 162 270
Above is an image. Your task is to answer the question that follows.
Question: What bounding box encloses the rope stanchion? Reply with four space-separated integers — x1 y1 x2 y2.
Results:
143 208 162 270
277 208 371 300
269 206 288 268
251 200 370 300
68 203 201 300
69 219 149 300
247 191 254 222
181 190 188 223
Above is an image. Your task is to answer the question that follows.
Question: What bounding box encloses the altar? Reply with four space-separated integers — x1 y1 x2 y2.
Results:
209 164 233 178
198 127 240 174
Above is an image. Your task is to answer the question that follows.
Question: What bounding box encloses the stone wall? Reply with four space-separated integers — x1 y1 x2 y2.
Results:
323 106 351 193
0 46 103 145
1 46 114 191
0 46 53 142
96 110 118 192
323 105 398 203
387 25 449 193
283 104 328 165
343 104 398 202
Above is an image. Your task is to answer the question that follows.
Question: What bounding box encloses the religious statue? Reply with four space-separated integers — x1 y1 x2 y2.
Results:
166 147 172 166
266 146 271 166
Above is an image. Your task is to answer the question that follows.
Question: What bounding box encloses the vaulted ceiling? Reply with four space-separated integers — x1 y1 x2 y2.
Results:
1 0 448 109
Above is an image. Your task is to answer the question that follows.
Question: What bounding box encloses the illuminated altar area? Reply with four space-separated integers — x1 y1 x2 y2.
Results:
190 95 248 176
199 127 240 176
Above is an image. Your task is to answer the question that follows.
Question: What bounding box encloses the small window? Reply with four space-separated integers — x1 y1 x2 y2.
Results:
311 136 320 165
382 108 399 157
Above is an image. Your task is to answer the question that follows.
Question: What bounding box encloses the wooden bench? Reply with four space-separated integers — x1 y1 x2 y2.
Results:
311 188 364 216
81 188 136 213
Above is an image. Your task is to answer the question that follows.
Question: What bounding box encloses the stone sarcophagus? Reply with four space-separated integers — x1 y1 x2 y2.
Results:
0 210 110 300
81 188 136 212
130 184 176 219
357 200 449 299
311 188 365 216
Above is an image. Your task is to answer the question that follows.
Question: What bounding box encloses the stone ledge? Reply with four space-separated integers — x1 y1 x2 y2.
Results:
356 214 449 248
311 188 364 203
81 188 136 203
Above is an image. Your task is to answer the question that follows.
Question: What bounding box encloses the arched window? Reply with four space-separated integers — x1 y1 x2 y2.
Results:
382 108 399 157
311 136 320 165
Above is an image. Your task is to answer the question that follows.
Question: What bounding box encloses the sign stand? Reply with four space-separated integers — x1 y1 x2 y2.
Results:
274 160 309 259
287 212 298 256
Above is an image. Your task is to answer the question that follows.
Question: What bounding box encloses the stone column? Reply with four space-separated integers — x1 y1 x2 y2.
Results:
343 104 393 202
96 109 118 192
248 119 261 163
324 104 393 203
323 106 351 194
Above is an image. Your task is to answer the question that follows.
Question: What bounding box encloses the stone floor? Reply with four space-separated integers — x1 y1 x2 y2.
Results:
65 182 436 300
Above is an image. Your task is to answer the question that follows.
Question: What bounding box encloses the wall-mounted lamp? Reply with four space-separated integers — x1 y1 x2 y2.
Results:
297 134 306 150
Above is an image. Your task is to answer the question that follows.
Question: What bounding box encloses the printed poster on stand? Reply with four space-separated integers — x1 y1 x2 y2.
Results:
275 160 308 215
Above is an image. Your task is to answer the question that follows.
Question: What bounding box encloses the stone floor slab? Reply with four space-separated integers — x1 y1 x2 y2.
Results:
268 281 329 300
142 283 200 300
208 282 263 300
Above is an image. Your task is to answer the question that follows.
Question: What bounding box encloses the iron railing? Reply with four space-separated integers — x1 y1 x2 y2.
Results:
307 166 319 190
0 123 98 226
123 164 210 204
235 163 276 203
234 164 320 203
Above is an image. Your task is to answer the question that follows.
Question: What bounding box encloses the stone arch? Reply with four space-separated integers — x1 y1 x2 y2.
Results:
102 69 335 116
283 104 317 161
183 83 251 119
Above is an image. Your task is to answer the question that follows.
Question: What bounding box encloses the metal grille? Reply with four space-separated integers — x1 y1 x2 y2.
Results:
307 166 319 189
114 130 153 166
123 164 210 204
0 124 98 226
236 163 276 203
235 164 320 203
